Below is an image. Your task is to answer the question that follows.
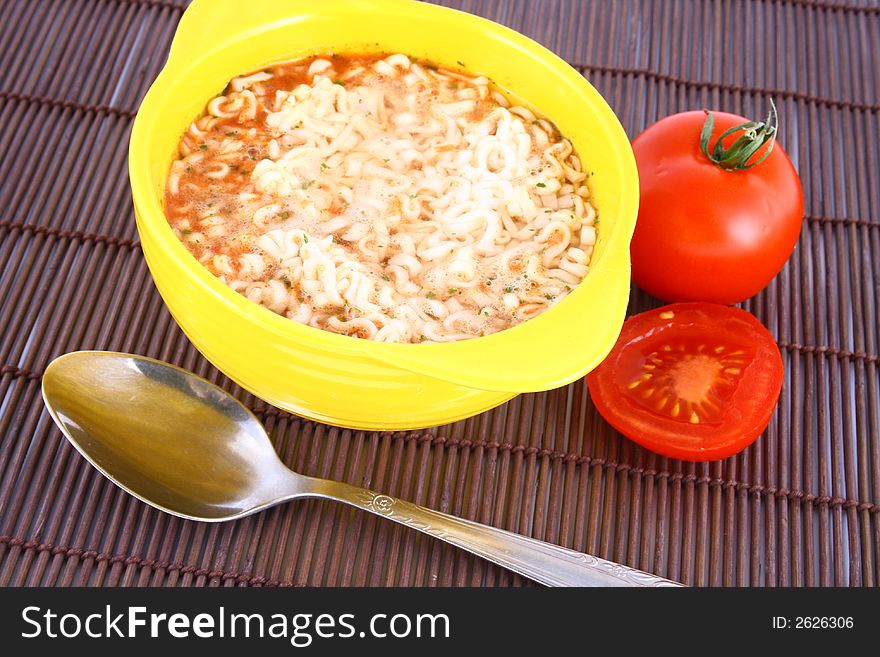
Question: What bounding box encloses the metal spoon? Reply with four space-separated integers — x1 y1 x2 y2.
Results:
41 351 682 587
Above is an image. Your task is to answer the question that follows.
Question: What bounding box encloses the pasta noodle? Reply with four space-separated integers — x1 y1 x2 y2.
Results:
164 53 598 343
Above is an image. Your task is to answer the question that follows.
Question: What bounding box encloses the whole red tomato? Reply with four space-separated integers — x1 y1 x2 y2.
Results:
630 108 803 304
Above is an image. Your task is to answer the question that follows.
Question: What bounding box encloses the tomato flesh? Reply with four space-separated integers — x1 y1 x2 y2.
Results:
587 303 783 461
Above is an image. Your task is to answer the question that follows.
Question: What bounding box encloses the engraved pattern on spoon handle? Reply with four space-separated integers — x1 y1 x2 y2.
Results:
306 479 683 587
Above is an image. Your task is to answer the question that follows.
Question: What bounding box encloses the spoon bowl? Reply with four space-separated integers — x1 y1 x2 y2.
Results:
42 351 302 520
42 351 683 587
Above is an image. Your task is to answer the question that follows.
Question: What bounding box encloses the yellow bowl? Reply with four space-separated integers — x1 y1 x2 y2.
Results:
128 0 638 430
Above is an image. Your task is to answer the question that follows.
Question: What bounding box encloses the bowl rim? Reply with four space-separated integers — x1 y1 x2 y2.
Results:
129 0 638 394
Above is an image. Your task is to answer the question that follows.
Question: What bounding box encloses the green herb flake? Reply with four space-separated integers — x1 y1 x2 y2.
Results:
382 274 390 282
426 291 436 299
419 335 428 342
185 166 193 173
565 285 572 291
303 234 309 243
301 180 314 190
333 79 345 86
225 131 238 137
456 60 466 67
503 287 514 294
181 229 192 235
449 82 459 90
279 211 290 220
448 288 460 295
544 294 555 301
321 162 329 170
198 144 208 151
536 182 546 188
383 158 390 163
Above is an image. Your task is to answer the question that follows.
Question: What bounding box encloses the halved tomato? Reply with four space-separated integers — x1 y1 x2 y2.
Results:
587 303 783 461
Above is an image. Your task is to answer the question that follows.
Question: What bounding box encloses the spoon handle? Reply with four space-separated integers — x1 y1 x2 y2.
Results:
302 477 682 587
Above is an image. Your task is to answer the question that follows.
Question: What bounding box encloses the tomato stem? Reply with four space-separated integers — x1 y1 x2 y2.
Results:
700 99 778 170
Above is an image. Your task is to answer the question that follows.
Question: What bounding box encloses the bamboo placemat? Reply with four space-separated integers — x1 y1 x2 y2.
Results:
0 0 877 587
